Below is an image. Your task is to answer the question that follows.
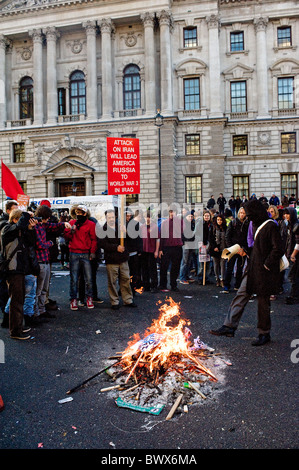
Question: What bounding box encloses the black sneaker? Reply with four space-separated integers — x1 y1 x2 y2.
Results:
251 334 271 346
111 304 120 310
10 332 31 340
220 287 230 294
209 325 236 337
124 302 137 308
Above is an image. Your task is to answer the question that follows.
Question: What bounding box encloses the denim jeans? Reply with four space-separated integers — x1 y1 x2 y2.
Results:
70 252 93 300
179 247 195 281
5 274 37 317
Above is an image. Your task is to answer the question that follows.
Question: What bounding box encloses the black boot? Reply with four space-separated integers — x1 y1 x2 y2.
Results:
251 334 271 346
209 325 236 337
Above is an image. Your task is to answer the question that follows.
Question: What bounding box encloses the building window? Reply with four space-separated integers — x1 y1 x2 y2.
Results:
70 71 86 115
184 78 200 110
185 134 200 155
277 26 292 47
281 132 296 153
13 143 25 163
19 181 27 194
278 77 294 109
183 27 197 48
230 31 244 52
233 175 249 199
126 194 139 205
233 135 248 156
185 175 202 204
58 88 66 116
19 76 33 120
281 174 297 198
230 81 247 113
123 65 141 110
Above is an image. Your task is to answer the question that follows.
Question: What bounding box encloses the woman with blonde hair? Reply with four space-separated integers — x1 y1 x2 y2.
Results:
268 204 279 221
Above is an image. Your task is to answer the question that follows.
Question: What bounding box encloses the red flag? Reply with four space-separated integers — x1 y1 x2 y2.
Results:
1 160 25 200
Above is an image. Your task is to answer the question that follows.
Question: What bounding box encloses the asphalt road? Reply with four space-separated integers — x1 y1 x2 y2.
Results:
0 262 298 453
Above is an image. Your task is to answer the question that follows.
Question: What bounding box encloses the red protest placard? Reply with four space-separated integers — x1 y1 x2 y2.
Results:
107 137 140 195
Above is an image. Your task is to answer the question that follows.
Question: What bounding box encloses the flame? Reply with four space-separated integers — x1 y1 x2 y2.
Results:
120 297 217 383
134 287 144 294
122 298 191 373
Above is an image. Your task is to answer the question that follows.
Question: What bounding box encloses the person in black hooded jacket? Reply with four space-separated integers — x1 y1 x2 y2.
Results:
210 200 284 346
1 209 38 340
0 200 19 327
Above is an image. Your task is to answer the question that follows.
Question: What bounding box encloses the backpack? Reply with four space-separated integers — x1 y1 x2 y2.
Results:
0 241 21 280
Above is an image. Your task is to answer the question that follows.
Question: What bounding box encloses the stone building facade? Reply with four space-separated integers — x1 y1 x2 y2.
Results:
0 0 298 209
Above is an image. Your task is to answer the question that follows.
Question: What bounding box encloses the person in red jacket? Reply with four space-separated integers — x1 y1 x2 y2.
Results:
64 205 97 310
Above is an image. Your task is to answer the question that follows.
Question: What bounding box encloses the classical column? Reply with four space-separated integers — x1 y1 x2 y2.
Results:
206 15 222 118
157 10 173 115
46 175 55 197
0 35 7 128
29 29 44 125
141 12 156 115
83 20 98 121
85 174 93 195
43 27 59 125
254 17 270 118
99 18 113 119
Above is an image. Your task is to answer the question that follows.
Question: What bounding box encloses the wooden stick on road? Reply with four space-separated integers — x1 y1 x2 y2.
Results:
66 360 121 395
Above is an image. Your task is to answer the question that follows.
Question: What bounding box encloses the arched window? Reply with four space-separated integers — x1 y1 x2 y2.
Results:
70 71 86 115
123 65 141 110
19 76 33 119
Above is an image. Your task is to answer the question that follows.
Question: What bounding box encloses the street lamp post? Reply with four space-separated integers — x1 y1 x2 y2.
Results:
154 110 164 207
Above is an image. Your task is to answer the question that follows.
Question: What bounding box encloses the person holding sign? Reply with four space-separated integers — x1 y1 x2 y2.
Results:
99 209 136 310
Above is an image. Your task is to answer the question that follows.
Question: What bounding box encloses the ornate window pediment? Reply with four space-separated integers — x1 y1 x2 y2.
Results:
222 63 254 80
270 58 299 76
175 58 207 77
41 157 95 175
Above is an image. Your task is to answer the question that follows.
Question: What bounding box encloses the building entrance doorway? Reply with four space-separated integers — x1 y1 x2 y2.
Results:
59 181 85 197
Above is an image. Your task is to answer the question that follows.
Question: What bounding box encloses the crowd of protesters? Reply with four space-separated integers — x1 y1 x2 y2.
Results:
0 191 298 345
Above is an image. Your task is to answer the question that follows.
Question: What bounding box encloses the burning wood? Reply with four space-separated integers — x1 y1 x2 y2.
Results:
119 298 217 385
100 298 230 418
